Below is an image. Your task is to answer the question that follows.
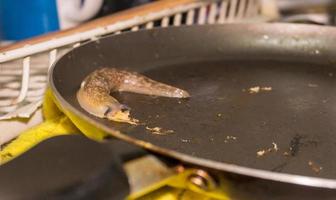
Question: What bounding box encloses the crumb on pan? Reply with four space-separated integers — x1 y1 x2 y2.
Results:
224 135 237 143
272 142 279 151
146 126 174 135
249 86 260 94
283 151 290 156
181 139 191 143
247 86 272 94
308 160 322 174
226 136 237 140
257 150 266 157
262 87 272 91
257 142 279 157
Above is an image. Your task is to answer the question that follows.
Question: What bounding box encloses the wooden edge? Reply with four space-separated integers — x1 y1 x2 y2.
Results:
0 0 197 52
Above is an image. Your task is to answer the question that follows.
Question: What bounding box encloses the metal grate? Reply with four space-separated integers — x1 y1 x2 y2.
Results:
0 0 270 145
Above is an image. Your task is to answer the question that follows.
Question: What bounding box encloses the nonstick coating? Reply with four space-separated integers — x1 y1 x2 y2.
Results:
50 24 336 188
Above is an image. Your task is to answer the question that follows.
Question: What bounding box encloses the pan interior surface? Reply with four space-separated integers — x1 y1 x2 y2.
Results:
115 59 336 179
51 24 336 182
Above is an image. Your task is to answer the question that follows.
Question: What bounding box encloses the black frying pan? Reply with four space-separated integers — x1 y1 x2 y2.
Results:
50 23 336 190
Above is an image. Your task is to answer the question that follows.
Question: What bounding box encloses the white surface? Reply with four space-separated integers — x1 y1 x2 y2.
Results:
0 100 42 121
0 109 43 146
56 0 104 29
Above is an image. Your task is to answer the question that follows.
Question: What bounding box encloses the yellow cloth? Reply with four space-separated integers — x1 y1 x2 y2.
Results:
128 169 230 200
0 89 79 164
0 88 107 164
0 88 230 200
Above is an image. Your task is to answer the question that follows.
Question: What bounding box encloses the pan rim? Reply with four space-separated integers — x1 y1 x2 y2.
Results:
49 23 336 189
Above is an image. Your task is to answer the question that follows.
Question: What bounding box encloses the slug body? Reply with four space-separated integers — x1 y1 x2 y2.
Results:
77 68 190 120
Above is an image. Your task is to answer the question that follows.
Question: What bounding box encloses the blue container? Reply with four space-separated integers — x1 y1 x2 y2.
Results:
0 0 60 41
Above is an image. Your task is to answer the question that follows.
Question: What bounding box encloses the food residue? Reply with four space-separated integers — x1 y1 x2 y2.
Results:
308 160 322 174
272 142 279 151
257 150 267 157
249 86 260 93
246 86 272 94
262 87 272 91
146 126 174 135
224 136 237 143
181 139 191 143
257 142 279 157
111 110 139 125
283 151 290 156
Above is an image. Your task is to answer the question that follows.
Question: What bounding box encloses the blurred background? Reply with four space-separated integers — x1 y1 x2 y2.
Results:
278 0 336 24
0 0 154 43
1 0 336 44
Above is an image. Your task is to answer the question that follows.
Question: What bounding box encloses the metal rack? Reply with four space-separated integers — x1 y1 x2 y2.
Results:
0 0 276 145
